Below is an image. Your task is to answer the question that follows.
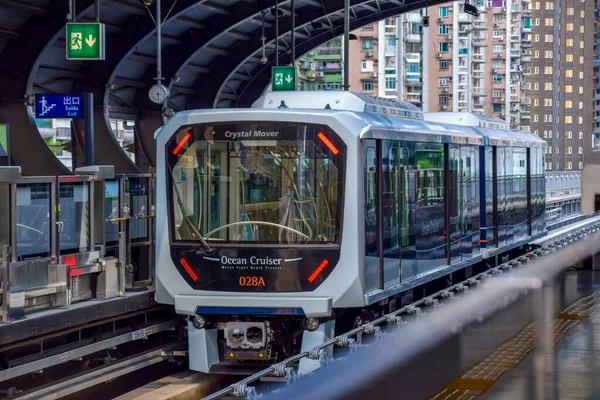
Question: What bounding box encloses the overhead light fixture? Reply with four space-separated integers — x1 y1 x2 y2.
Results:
463 0 480 17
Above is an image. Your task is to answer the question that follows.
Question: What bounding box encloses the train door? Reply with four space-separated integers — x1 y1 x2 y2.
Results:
364 140 380 294
381 140 400 289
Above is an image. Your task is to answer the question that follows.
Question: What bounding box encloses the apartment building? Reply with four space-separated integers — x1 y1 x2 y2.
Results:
527 0 595 170
424 0 530 131
297 39 344 91
593 0 600 156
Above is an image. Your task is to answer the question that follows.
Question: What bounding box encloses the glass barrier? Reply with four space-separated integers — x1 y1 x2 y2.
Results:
0 184 9 251
104 179 119 245
59 182 90 254
16 183 51 260
127 176 149 243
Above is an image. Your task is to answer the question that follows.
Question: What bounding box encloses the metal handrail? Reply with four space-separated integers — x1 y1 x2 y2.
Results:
268 228 600 400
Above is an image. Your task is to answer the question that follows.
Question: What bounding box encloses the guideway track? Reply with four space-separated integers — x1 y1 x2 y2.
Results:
200 214 600 400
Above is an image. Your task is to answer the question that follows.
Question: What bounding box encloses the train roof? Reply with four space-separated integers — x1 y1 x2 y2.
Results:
252 91 424 120
424 112 546 148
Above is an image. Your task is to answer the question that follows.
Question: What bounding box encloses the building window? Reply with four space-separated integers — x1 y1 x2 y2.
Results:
579 87 583 94
362 23 374 30
493 74 503 83
362 80 373 91
544 114 552 122
566 7 573 15
566 162 572 170
544 82 552 90
544 98 552 106
534 82 539 90
493 44 503 53
579 132 584 139
534 66 540 74
439 25 449 34
565 100 573 108
579 116 583 124
580 71 584 79
579 102 583 109
439 60 449 70
544 66 553 74
493 104 502 112
440 42 450 52
566 23 574 31
406 63 419 73
544 50 553 58
546 1 554 9
565 115 573 123
533 115 538 122
566 39 574 47
566 70 573 78
493 89 502 97
493 60 503 68
544 18 553 26
566 85 573 93
579 147 584 154
579 162 584 170
362 40 373 50
544 34 553 42
438 78 449 87
581 10 585 18
439 95 449 104
534 99 539 106
385 77 396 90
566 54 573 62
534 34 539 42
493 29 503 38
580 41 585 49
580 56 584 64
439 7 449 17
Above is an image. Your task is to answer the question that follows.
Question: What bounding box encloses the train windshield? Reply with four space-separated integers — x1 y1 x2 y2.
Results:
167 122 345 245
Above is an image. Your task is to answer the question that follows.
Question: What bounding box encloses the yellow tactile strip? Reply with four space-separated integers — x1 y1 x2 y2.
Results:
431 292 598 400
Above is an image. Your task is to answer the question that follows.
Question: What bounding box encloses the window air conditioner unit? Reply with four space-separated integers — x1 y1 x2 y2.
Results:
446 35 452 40
502 7 506 12
370 72 377 77
437 17 444 22
437 52 443 58
366 51 373 57
492 68 497 73
442 87 449 92
441 105 448 110
493 23 499 27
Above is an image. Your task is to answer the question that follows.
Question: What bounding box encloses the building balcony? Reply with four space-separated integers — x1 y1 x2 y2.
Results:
405 52 420 61
521 113 531 120
317 48 342 56
510 95 519 102
384 46 397 56
406 33 420 42
522 55 532 62
472 53 485 62
405 78 423 86
472 88 487 96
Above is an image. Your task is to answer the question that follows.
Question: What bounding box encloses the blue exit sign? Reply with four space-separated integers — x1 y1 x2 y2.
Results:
35 94 84 119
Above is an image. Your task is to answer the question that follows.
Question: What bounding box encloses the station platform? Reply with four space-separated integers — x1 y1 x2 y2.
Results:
432 270 600 400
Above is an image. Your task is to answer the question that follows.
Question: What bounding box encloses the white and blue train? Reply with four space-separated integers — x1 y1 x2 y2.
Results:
154 92 546 374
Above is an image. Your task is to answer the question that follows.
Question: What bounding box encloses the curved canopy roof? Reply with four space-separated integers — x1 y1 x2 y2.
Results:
0 0 450 175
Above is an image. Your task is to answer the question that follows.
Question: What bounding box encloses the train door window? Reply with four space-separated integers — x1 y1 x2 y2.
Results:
398 142 416 282
127 177 150 243
512 148 528 241
414 143 446 275
496 147 506 248
448 145 461 263
364 141 379 294
484 147 495 247
504 147 515 244
381 140 400 289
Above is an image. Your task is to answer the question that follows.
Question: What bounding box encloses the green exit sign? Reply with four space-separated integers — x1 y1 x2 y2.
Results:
66 23 105 60
272 66 296 91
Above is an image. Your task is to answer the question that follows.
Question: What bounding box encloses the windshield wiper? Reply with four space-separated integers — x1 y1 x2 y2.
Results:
168 165 214 254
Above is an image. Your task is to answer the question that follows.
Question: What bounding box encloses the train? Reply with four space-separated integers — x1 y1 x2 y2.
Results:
154 91 546 374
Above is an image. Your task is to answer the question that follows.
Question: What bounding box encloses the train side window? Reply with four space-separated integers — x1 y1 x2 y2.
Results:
595 195 600 212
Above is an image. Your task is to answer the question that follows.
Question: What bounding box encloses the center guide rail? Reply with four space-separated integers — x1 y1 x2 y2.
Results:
202 214 600 400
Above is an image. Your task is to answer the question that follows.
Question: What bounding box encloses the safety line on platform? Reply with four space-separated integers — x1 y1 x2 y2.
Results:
431 292 598 400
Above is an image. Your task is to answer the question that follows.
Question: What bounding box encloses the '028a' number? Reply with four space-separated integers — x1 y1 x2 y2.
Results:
239 276 266 287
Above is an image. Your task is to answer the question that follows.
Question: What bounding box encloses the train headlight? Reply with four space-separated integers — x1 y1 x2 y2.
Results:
228 328 245 345
305 318 320 331
192 315 206 329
